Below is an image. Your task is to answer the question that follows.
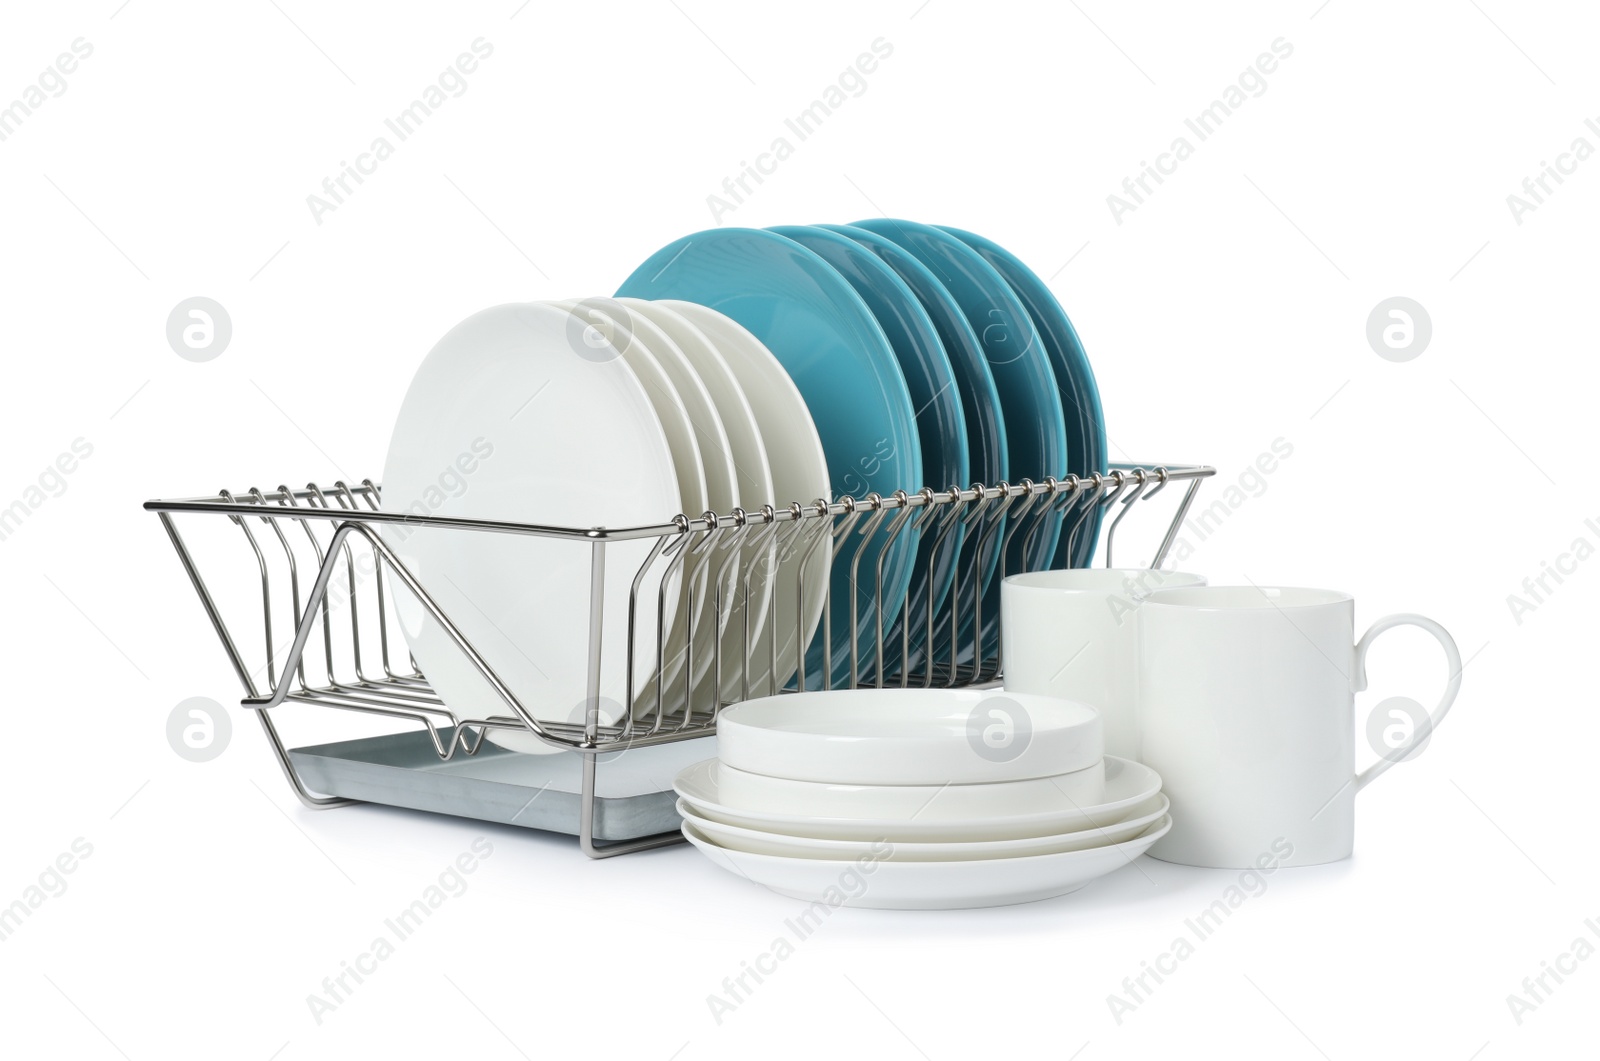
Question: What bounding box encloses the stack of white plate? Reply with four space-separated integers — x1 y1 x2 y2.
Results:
673 689 1170 909
381 299 832 753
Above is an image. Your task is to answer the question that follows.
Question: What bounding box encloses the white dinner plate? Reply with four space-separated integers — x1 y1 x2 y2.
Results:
619 300 776 701
675 755 1161 842
708 757 1106 819
663 300 831 695
536 299 709 732
681 815 1173 909
600 300 742 714
382 302 681 751
552 299 743 720
677 793 1168 862
716 688 1102 785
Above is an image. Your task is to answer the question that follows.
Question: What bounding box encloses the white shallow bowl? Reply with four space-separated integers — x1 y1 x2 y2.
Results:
681 815 1173 909
675 755 1161 842
716 689 1102 784
712 758 1106 819
678 793 1168 862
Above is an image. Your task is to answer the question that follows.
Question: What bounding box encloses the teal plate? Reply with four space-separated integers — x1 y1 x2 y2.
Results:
617 228 922 688
821 224 1008 672
941 226 1107 568
851 219 1068 663
772 224 969 676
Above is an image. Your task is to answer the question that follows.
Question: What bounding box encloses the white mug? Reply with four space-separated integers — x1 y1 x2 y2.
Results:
1001 568 1206 760
1137 586 1461 868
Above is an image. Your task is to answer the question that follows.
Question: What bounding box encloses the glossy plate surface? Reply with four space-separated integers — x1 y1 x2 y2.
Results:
661 301 831 693
822 223 1007 669
617 299 773 700
772 224 969 677
527 300 705 737
381 303 681 751
679 793 1168 862
567 299 742 711
851 219 1067 660
682 815 1172 909
618 229 921 688
716 688 1102 785
674 754 1161 842
941 225 1108 567
709 757 1106 819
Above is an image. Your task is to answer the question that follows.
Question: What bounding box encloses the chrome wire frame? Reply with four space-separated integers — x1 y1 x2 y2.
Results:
145 463 1212 857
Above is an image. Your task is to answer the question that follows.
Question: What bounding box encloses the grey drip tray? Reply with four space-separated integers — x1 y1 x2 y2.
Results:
289 729 717 841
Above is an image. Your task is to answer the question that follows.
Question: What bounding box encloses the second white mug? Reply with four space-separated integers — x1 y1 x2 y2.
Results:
1001 568 1206 760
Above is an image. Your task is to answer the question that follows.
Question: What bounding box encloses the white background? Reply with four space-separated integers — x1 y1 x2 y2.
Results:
1 0 1594 1057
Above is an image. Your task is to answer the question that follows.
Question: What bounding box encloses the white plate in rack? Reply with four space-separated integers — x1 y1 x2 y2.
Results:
603 300 745 715
680 815 1172 909
617 299 770 705
381 302 682 751
658 300 831 695
526 298 711 739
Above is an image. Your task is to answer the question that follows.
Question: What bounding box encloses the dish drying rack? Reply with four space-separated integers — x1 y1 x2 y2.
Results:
146 463 1213 857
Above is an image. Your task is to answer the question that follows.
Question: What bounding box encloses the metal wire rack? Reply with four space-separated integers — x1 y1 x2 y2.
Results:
146 463 1212 856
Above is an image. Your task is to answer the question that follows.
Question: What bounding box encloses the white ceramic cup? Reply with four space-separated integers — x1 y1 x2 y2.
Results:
1137 586 1462 868
1002 568 1206 760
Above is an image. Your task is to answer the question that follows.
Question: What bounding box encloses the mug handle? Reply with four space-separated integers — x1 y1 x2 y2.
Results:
1351 613 1462 793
